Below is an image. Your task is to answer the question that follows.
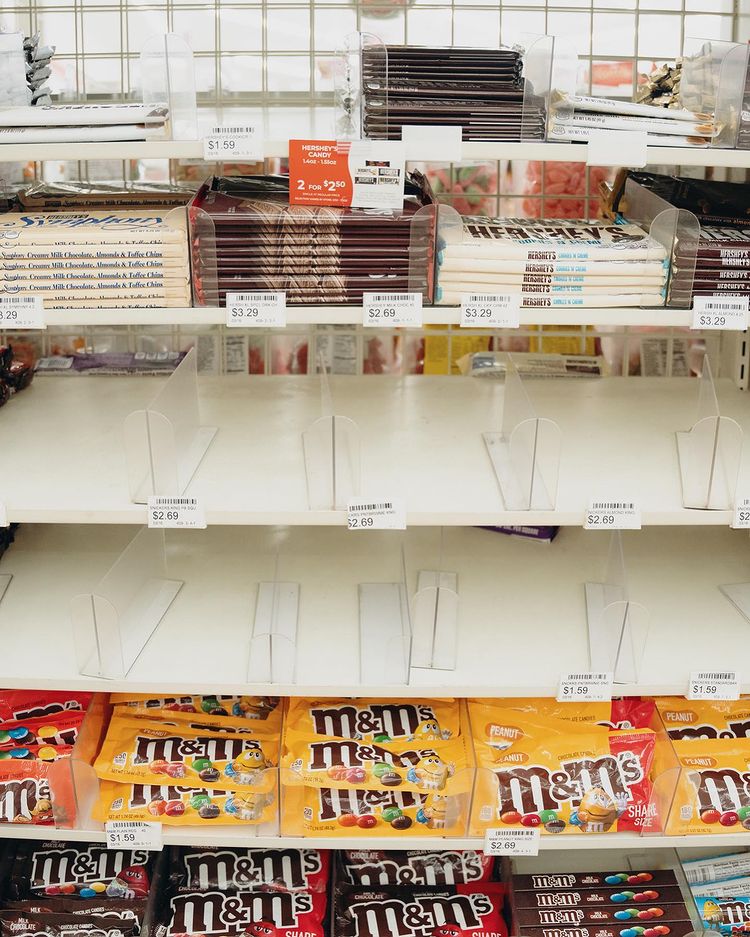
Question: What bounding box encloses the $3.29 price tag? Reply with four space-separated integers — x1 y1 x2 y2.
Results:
688 671 740 701
584 500 641 530
692 296 749 331
0 296 45 330
147 497 206 530
347 498 406 530
363 292 422 329
226 292 286 328
483 828 540 856
557 671 613 702
203 124 261 161
105 821 162 851
460 293 520 329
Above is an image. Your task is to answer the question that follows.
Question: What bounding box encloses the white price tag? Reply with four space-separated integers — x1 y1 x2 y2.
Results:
688 671 740 701
105 821 162 851
0 502 7 527
0 296 45 330
557 671 613 702
203 124 262 161
363 292 422 328
147 496 206 529
402 125 463 162
587 129 648 168
347 498 406 530
226 291 286 328
585 500 641 530
484 828 540 856
732 497 750 529
692 295 749 331
460 293 520 329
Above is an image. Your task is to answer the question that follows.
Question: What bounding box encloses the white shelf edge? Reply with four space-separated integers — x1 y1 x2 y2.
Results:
41 305 694 328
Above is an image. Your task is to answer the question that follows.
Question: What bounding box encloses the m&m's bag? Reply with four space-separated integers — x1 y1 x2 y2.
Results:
655 697 750 740
167 846 330 892
666 739 750 834
111 695 282 732
339 849 494 886
0 691 93 723
0 712 85 750
0 760 56 824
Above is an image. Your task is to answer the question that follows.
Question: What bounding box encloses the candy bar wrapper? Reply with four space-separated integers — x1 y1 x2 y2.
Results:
468 698 655 734
0 211 185 243
94 716 278 792
512 886 688 910
0 692 93 723
0 760 57 824
282 726 473 796
281 783 467 836
8 840 151 898
695 895 750 933
333 883 508 937
339 849 493 886
1 902 146 935
167 846 330 892
153 886 328 937
684 852 750 886
0 913 137 937
283 698 461 743
654 697 750 740
516 924 697 937
469 710 657 835
0 744 73 762
0 712 85 749
513 906 692 928
511 872 678 892
93 780 276 825
665 739 750 834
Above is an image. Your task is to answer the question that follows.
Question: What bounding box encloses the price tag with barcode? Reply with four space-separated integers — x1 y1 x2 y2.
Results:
557 671 613 702
585 500 642 530
460 293 520 329
147 496 206 529
0 296 45 330
203 124 262 161
363 292 422 328
105 821 162 851
226 291 286 328
692 296 749 331
732 497 750 529
347 498 406 530
483 828 540 856
688 671 740 701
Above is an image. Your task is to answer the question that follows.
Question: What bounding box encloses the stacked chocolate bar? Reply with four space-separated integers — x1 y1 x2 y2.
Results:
436 217 668 307
361 45 546 142
189 173 436 304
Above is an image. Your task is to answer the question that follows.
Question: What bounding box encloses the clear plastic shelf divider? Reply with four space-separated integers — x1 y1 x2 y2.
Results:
123 347 218 504
585 531 649 684
675 356 743 509
519 34 555 142
545 37 578 138
409 529 459 672
334 31 385 140
247 553 300 684
70 527 183 680
359 543 411 685
483 355 561 510
0 573 11 604
681 38 750 149
719 581 750 627
140 33 197 141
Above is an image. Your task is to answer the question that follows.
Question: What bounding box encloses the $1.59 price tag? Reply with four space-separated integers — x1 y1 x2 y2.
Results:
688 671 740 701
584 500 641 530
692 295 749 331
363 292 422 328
147 497 206 530
460 293 520 329
226 292 286 328
732 497 750 529
203 124 261 161
105 821 162 851
484 828 540 856
0 295 45 330
347 498 406 530
557 671 613 702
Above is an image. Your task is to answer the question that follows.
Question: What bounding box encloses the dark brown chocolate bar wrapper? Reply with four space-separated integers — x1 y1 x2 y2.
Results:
670 278 750 292
0 913 137 937
512 886 686 909
511 872 678 892
516 923 697 937
514 907 690 927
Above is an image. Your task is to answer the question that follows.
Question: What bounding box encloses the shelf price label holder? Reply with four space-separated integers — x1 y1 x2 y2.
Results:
584 531 649 685
483 354 561 510
71 528 183 680
247 552 299 685
302 355 361 511
675 356 742 510
124 348 218 505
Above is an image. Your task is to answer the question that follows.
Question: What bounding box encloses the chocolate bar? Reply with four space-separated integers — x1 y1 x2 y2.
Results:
516 924 697 937
511 872 678 891
512 887 687 909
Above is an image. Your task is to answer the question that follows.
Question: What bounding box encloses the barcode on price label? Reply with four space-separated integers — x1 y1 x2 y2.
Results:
585 499 641 529
0 295 45 330
105 821 162 851
688 671 740 701
484 827 540 856
147 496 206 529
557 671 613 702
363 292 422 328
460 293 520 329
203 124 261 161
347 498 406 530
226 291 286 328
692 295 749 331
732 497 750 529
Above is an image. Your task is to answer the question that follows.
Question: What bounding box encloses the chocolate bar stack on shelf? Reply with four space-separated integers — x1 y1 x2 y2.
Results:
16 181 195 211
189 173 436 305
361 45 546 142
0 209 191 308
436 217 668 307
0 103 169 144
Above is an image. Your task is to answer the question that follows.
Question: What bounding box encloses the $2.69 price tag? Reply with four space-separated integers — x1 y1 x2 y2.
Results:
460 293 520 329
347 498 406 530
226 292 286 328
557 671 613 702
733 497 750 529
363 292 422 329
692 296 749 331
0 295 45 330
484 828 540 856
147 497 206 529
105 821 162 851
203 124 261 161
584 500 641 530
688 671 740 701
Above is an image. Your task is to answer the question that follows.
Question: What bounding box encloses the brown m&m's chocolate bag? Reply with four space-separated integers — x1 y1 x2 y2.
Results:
339 850 494 886
167 846 330 892
655 697 750 740
0 913 137 937
666 739 750 834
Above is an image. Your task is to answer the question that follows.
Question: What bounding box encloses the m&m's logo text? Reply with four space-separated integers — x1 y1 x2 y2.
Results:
346 893 493 937
308 704 437 740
